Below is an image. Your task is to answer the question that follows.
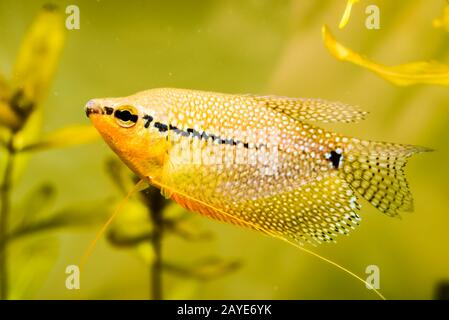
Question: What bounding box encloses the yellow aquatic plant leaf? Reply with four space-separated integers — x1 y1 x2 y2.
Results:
20 124 99 152
11 4 65 111
136 243 155 264
11 109 43 183
433 4 449 31
322 25 449 86
339 0 359 29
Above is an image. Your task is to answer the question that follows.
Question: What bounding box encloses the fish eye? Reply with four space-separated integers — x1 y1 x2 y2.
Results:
114 105 138 128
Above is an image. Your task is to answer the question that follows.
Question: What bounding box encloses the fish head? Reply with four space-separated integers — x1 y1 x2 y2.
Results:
85 94 168 178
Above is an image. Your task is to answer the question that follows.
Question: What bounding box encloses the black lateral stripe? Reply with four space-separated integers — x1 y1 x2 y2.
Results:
149 120 254 149
154 122 168 132
168 124 187 136
143 114 153 128
179 129 189 137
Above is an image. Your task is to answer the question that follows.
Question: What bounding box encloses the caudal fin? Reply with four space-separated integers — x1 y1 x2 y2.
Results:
340 139 431 217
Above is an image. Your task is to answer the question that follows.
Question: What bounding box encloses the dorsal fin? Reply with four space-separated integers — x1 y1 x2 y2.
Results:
250 95 368 123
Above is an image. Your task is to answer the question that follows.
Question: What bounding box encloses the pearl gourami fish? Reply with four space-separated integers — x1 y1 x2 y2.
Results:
85 88 429 245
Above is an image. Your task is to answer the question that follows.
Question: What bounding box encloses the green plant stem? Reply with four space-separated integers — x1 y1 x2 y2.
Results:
149 205 163 300
0 134 15 300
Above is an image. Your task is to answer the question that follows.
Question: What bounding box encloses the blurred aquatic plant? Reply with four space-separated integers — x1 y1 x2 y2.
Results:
433 3 449 32
0 4 100 299
322 25 449 87
103 158 240 300
339 0 359 29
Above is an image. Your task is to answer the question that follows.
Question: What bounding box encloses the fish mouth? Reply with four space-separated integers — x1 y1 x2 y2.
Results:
85 100 103 117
